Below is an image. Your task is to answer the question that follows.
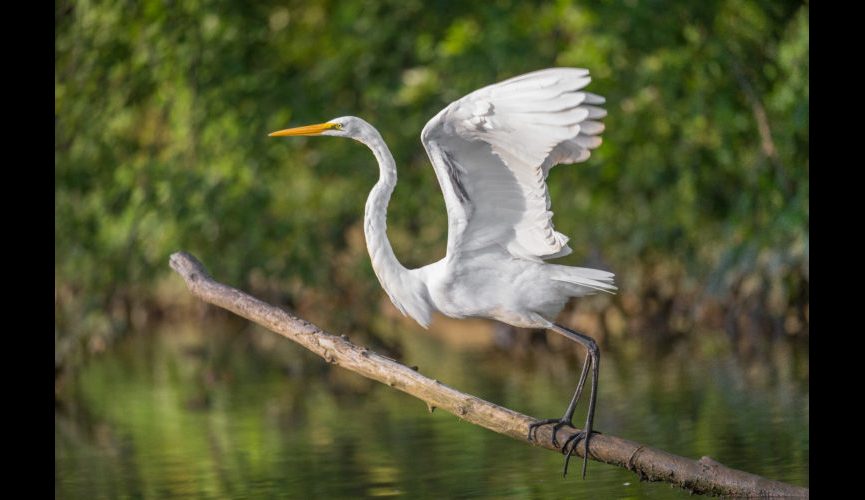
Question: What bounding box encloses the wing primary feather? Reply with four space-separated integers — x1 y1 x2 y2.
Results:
583 105 607 119
583 92 606 104
578 120 605 135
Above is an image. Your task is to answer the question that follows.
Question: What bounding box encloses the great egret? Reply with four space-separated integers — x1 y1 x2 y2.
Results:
270 68 616 478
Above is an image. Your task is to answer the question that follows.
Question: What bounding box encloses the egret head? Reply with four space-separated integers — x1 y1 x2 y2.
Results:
269 116 374 141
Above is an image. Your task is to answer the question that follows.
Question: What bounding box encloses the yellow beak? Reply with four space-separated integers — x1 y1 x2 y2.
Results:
269 122 339 137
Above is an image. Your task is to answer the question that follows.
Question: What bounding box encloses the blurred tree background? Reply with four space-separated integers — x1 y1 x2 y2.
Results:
55 0 808 382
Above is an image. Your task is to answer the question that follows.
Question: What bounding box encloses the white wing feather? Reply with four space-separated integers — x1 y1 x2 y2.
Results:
421 68 606 261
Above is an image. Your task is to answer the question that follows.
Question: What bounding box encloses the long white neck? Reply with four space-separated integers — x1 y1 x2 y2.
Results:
356 125 432 327
362 131 407 289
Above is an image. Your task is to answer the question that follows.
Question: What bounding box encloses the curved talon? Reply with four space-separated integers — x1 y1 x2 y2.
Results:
527 419 549 441
550 420 574 448
527 418 565 443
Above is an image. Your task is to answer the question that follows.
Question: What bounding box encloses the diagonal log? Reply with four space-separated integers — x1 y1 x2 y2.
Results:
169 251 808 498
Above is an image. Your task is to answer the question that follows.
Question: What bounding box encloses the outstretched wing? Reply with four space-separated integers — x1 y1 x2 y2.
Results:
421 68 606 262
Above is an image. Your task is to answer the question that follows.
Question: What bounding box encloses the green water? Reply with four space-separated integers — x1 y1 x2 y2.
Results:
55 319 808 498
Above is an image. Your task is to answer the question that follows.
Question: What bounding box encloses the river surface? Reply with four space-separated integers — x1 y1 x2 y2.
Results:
55 317 808 498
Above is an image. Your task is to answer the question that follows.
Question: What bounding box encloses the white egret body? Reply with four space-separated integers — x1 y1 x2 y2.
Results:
271 68 615 477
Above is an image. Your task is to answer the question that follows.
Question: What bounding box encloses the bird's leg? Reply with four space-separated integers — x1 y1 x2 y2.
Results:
553 324 600 479
527 324 600 479
526 350 590 446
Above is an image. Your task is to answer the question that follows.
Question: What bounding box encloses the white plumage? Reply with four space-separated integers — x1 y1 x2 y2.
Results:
271 67 616 477
423 67 608 261
409 68 616 329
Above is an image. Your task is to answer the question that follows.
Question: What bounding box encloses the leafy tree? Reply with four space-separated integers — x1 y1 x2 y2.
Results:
56 0 808 371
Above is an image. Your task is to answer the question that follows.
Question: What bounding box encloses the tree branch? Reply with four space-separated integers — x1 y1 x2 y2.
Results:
169 251 808 498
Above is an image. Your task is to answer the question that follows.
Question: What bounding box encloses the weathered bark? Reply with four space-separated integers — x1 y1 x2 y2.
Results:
169 251 808 498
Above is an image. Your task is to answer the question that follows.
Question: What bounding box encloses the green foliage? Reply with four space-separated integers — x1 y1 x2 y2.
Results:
55 1 808 365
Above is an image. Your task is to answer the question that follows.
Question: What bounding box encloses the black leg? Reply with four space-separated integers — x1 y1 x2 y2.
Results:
527 323 600 479
526 350 590 447
560 349 592 424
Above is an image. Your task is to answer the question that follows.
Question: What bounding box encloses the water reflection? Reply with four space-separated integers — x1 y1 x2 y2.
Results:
55 318 808 498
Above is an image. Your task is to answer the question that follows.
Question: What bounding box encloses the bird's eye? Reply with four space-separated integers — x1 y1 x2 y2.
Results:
334 123 344 130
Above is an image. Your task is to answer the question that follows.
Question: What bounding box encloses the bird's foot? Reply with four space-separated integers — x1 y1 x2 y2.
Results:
527 418 575 448
561 429 600 478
